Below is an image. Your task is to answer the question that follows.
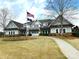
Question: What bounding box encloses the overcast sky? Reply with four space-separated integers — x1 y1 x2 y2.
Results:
0 0 79 26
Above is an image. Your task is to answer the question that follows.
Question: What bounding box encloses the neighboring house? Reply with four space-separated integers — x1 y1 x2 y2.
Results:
49 15 74 34
4 20 25 36
4 16 74 36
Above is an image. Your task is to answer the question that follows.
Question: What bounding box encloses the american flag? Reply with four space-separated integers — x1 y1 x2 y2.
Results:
27 12 34 18
27 18 32 22
27 12 34 22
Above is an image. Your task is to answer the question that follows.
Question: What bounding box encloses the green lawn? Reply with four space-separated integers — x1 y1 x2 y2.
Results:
0 36 66 59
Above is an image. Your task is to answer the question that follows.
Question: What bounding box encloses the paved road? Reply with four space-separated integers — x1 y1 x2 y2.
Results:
50 37 79 59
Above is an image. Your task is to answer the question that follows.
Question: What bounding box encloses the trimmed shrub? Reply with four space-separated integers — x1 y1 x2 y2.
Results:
72 26 79 37
39 33 49 36
3 37 26 41
2 36 36 41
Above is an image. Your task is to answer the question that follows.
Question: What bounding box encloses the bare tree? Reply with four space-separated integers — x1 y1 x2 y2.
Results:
0 8 14 35
45 0 77 35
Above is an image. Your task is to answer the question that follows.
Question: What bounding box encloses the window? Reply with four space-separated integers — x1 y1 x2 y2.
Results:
44 31 46 34
60 29 62 33
11 31 12 35
32 31 38 33
43 31 44 34
44 30 48 34
47 31 49 34
56 29 58 33
9 32 10 35
63 29 66 33
13 31 15 35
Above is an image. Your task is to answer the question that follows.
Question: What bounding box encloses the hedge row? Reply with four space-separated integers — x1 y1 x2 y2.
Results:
2 36 37 41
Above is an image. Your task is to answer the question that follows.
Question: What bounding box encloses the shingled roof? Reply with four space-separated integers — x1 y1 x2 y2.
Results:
5 20 23 29
49 15 73 27
38 19 53 23
11 20 23 28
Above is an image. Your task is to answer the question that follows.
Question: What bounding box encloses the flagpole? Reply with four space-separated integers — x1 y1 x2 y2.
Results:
26 10 28 36
25 2 34 36
26 11 27 36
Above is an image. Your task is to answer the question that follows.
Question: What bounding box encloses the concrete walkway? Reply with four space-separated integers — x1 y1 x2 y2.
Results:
51 37 79 59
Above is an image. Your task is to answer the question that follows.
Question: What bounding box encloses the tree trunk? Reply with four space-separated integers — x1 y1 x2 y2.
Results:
60 15 63 35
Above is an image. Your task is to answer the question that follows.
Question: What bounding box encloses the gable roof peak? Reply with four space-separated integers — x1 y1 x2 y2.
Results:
9 20 23 28
49 15 73 27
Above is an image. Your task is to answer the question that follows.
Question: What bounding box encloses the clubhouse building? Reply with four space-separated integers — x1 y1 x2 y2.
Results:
4 16 74 36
